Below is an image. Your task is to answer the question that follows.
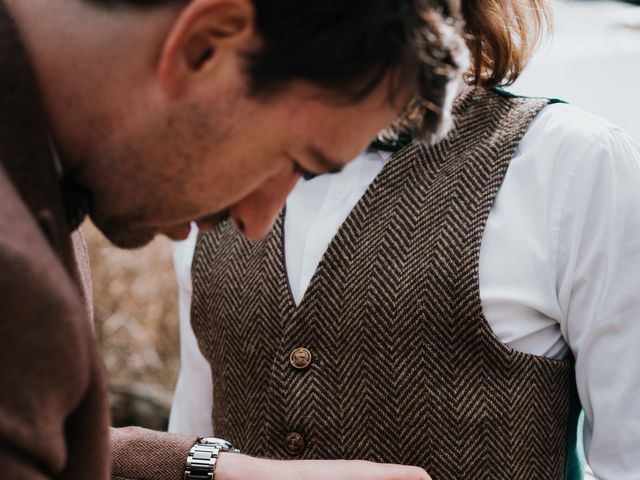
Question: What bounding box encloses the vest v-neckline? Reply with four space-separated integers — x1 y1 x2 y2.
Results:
279 154 398 312
278 148 445 314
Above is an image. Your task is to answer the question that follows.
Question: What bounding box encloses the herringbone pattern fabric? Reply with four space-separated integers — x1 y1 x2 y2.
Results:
191 88 577 479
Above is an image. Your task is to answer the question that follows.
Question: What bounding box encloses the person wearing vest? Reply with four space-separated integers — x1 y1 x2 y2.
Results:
0 0 470 479
170 2 640 480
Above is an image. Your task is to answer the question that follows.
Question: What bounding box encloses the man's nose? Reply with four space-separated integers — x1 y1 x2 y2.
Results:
229 172 300 241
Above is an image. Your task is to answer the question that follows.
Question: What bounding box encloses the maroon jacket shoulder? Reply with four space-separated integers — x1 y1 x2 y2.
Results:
0 2 196 477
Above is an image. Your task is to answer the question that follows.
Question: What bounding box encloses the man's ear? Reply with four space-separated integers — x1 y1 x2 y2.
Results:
158 0 255 98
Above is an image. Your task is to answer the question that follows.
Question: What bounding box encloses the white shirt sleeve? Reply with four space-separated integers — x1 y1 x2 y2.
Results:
554 123 640 480
167 226 214 435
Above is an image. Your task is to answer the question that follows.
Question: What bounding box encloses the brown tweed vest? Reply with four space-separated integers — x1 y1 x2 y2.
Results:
191 87 580 480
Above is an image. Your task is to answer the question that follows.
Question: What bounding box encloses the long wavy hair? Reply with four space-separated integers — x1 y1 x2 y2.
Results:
462 0 553 86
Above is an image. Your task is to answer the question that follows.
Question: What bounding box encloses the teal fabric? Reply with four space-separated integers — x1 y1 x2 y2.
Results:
491 86 568 105
564 393 585 480
369 131 413 153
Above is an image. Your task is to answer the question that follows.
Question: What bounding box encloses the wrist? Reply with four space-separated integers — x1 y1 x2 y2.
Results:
214 452 261 480
184 437 240 480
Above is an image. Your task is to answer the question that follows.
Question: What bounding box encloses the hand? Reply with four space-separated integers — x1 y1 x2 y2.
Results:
216 453 432 480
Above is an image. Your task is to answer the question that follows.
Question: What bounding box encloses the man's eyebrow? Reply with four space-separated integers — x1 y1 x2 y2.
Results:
305 145 346 174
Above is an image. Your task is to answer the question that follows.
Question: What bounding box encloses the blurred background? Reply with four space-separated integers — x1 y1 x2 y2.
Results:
514 0 640 140
86 223 179 430
85 0 640 457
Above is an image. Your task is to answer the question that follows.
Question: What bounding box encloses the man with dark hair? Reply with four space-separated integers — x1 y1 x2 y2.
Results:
0 0 464 479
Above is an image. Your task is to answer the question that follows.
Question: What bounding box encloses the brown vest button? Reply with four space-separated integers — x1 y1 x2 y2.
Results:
284 432 305 455
289 347 312 369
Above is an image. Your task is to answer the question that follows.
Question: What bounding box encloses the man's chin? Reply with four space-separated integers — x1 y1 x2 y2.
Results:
94 222 157 250
92 210 227 249
163 223 193 242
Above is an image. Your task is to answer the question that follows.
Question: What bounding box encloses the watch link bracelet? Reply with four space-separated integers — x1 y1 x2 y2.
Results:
184 437 241 480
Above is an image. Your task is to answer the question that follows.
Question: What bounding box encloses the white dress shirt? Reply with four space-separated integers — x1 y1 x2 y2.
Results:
169 103 640 480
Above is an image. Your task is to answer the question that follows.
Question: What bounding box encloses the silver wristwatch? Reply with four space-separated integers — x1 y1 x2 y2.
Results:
184 436 241 480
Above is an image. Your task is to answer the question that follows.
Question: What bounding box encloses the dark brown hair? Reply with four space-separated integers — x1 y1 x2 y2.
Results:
85 0 551 139
85 0 467 140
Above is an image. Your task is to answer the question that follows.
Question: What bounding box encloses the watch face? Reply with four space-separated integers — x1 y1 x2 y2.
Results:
198 437 219 445
198 437 240 452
